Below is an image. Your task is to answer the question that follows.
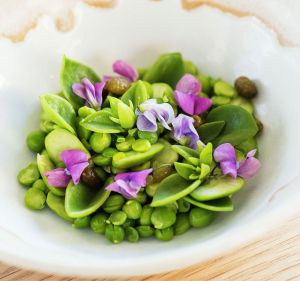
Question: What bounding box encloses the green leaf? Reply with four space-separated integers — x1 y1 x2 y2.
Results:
199 142 213 165
184 196 234 212
197 121 225 143
199 163 211 180
60 56 100 109
80 110 124 133
45 128 90 164
37 154 65 196
46 192 74 222
143 53 185 88
174 162 196 180
151 174 201 207
206 105 258 146
40 95 76 134
236 137 258 155
65 181 111 218
190 175 245 201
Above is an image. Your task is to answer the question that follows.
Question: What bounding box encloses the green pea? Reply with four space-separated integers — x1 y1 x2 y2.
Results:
93 155 111 166
132 161 151 171
214 80 237 98
24 188 46 210
138 131 158 144
105 224 125 244
146 183 159 197
132 139 151 153
151 207 176 229
197 74 212 94
72 216 91 229
32 179 48 193
77 117 91 141
116 136 135 152
78 106 96 118
189 207 216 228
90 133 111 153
102 147 118 158
123 218 136 228
139 205 153 226
177 198 190 213
136 226 154 238
125 226 139 242
122 200 142 220
136 192 148 204
90 213 108 234
17 162 40 187
184 60 198 75
26 130 46 153
103 195 125 213
108 210 127 225
155 227 174 241
174 213 191 235
212 96 231 106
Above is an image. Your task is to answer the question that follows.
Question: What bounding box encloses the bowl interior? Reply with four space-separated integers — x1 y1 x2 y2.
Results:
0 1 300 277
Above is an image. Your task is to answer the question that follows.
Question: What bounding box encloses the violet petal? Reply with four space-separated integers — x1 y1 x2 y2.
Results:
45 168 70 188
68 162 89 185
94 82 106 106
137 111 158 132
112 60 138 82
115 169 152 186
237 149 261 179
193 96 213 115
220 161 238 178
176 74 201 95
72 83 86 100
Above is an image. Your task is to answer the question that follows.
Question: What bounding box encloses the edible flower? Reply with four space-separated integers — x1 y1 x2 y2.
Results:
174 74 212 115
104 60 138 82
213 143 261 179
172 114 200 149
136 99 175 132
106 169 152 199
45 150 89 188
72 78 105 110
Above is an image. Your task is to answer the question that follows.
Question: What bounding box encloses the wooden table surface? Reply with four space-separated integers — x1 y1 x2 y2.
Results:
1 214 300 281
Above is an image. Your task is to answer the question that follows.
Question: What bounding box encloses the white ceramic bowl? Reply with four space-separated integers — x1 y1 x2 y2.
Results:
1 1 300 277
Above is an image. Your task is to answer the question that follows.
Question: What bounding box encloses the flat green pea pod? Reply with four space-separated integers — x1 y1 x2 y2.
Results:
72 216 91 229
60 56 100 109
122 200 142 219
151 139 178 169
136 192 148 204
90 213 108 234
45 128 90 165
139 204 153 226
174 213 191 235
136 226 154 238
197 121 225 144
26 130 46 153
212 96 231 106
132 139 151 153
184 196 234 212
184 60 198 75
105 224 125 244
116 136 135 152
214 80 237 98
32 179 48 193
108 210 127 225
143 53 185 88
171 145 198 162
138 131 158 145
17 162 40 187
40 95 76 134
24 188 46 210
177 198 190 213
112 143 164 169
151 174 201 207
77 117 91 141
89 132 111 153
189 207 216 228
151 83 177 109
155 227 174 241
125 226 139 242
103 194 125 213
197 74 212 94
151 206 176 229
174 162 196 180
190 175 244 201
37 154 65 196
46 192 74 222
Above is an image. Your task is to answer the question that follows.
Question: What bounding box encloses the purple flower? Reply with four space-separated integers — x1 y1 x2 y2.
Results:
174 74 212 115
72 78 105 110
172 114 200 149
213 143 261 179
106 169 152 199
136 99 175 132
112 60 138 82
45 150 89 188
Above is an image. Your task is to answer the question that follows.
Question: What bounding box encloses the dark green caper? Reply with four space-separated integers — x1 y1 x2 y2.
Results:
234 76 258 99
103 194 125 213
105 77 131 95
151 206 176 229
174 213 191 235
122 200 142 219
125 226 139 242
155 227 174 241
105 224 125 244
108 210 127 225
90 213 108 234
72 216 91 229
139 204 153 226
136 226 154 238
189 207 216 228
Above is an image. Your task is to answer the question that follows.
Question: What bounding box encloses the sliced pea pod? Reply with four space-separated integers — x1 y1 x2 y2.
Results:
37 154 65 196
171 145 199 161
65 180 111 218
190 176 244 201
45 128 90 165
46 192 73 222
174 162 196 180
151 174 201 207
197 121 225 144
112 143 164 169
184 196 234 212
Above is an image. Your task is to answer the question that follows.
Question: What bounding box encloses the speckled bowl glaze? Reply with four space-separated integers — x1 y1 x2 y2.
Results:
0 0 300 277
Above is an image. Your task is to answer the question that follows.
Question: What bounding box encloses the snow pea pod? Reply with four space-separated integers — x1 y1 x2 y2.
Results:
184 196 234 212
112 143 164 169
